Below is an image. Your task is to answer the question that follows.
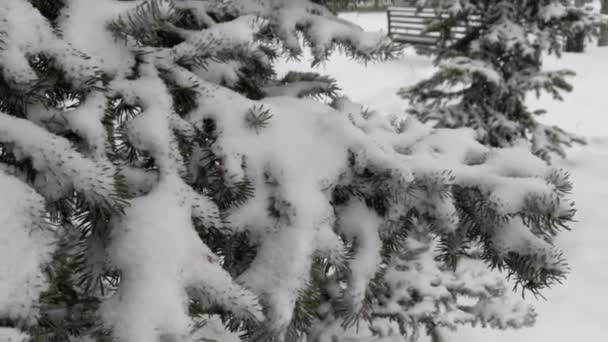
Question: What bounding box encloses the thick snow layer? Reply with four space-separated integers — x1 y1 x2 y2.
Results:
60 0 137 77
275 11 608 342
0 172 53 323
102 174 261 341
0 328 29 342
337 199 383 307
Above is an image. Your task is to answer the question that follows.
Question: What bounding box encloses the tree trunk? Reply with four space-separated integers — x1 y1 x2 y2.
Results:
565 31 586 52
599 0 608 46
565 0 589 52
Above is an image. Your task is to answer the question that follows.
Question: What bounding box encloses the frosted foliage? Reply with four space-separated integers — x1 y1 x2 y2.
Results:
0 113 118 204
377 235 536 332
440 57 502 84
103 175 261 341
0 0 394 340
403 0 601 162
202 0 392 61
0 0 576 341
314 101 572 341
221 95 403 330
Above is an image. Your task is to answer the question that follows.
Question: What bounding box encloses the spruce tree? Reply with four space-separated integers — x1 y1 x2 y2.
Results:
600 0 608 46
401 0 601 162
564 0 593 52
0 1 577 342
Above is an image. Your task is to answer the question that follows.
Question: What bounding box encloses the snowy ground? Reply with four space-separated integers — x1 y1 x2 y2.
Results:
277 12 608 342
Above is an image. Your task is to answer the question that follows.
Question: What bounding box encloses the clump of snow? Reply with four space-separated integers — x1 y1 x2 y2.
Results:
541 2 568 21
110 63 186 175
0 328 29 342
0 171 54 324
337 199 383 307
492 219 560 266
103 174 261 341
59 0 137 78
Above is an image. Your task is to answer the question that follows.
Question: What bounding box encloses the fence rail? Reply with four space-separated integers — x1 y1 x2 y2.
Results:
327 0 396 12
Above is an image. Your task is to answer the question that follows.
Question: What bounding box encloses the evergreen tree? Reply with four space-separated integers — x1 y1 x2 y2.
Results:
401 0 601 162
599 0 608 46
0 1 577 342
564 0 592 52
311 100 575 342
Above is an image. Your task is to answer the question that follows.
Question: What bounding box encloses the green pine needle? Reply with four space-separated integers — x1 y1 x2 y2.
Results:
245 105 273 134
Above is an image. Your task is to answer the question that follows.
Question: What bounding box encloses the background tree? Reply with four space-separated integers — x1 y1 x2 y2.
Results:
402 0 601 162
565 0 593 52
599 0 608 46
0 1 578 342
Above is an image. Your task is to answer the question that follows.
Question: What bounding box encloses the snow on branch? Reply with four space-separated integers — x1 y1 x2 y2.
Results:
263 71 340 99
0 171 54 326
103 175 262 342
0 1 580 341
0 112 126 210
182 0 398 63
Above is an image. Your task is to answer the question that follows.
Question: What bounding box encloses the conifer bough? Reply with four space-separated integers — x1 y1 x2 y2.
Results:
0 1 578 341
